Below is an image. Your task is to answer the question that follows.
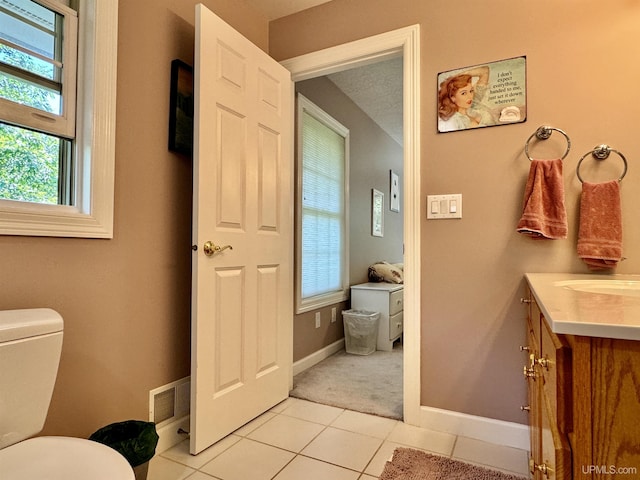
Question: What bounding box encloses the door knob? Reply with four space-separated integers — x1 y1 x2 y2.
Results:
203 241 233 257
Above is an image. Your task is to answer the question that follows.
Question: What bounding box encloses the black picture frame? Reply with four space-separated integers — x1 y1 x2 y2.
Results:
168 59 194 155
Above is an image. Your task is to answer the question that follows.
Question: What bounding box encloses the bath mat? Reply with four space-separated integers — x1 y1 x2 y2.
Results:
380 448 527 480
290 345 402 419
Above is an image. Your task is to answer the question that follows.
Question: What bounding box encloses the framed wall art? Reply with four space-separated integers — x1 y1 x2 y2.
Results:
372 189 384 237
168 59 194 155
437 56 526 133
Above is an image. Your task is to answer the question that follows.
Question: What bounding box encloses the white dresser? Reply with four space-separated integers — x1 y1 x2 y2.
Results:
350 282 403 351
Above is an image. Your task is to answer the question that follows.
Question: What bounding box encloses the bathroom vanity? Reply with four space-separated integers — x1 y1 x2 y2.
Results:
350 282 403 351
524 273 640 480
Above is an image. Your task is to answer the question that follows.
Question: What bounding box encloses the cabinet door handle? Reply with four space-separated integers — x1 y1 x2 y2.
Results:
523 365 536 378
520 298 532 304
520 345 530 352
535 462 551 476
520 405 531 412
529 459 551 476
536 356 550 369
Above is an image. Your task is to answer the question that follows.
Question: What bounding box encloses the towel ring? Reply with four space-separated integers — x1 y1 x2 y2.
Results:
576 144 628 183
524 126 571 161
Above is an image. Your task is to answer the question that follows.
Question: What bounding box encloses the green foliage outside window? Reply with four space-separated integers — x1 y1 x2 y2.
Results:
0 45 61 205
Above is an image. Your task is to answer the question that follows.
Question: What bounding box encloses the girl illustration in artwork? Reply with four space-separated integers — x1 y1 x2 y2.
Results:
437 65 495 132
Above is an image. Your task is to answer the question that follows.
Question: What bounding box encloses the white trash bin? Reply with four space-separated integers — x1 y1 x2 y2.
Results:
342 309 379 355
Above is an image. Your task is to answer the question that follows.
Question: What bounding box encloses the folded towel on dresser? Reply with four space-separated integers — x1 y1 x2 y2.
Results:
516 158 567 239
577 180 623 270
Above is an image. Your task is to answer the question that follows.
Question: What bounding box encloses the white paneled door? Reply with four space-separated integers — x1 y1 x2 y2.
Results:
190 5 293 455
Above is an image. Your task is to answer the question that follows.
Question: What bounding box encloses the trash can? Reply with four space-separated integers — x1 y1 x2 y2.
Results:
342 309 379 355
89 420 159 480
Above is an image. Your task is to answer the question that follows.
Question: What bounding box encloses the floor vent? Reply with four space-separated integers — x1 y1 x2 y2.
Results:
149 377 190 426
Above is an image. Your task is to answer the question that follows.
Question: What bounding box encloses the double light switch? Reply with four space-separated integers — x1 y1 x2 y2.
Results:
427 194 462 219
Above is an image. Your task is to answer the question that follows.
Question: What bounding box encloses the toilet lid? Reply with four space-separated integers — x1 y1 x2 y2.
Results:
0 436 135 480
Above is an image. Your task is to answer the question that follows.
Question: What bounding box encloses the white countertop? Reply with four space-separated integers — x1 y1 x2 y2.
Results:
525 273 640 341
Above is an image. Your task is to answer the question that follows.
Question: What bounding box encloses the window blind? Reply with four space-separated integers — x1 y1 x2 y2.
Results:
301 109 346 299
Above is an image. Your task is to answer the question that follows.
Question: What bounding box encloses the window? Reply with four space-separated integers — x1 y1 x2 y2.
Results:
0 0 118 237
296 94 349 314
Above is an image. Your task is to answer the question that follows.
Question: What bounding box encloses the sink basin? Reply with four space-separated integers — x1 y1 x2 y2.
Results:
554 279 640 297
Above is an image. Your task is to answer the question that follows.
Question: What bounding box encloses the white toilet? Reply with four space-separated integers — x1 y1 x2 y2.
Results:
0 308 135 480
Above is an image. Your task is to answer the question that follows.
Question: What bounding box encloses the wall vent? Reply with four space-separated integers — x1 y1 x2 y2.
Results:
149 377 190 426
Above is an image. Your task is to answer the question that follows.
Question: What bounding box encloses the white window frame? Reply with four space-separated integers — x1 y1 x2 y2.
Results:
0 0 78 138
295 94 350 314
0 0 118 238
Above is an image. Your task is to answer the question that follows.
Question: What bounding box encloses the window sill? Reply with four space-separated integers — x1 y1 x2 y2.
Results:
296 290 349 315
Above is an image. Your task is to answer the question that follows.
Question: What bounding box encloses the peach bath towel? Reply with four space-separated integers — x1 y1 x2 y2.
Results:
577 180 623 270
517 159 567 239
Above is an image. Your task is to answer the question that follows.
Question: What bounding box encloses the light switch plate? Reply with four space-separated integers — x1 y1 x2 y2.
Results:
427 194 462 219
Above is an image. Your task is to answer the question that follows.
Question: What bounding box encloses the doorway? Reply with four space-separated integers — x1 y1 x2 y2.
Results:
291 57 404 419
282 24 421 425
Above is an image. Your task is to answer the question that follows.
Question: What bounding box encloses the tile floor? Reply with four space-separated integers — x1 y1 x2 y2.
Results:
149 398 529 480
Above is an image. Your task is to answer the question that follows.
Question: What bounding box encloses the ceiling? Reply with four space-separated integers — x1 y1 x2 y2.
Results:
327 57 403 146
244 0 333 21
246 0 403 145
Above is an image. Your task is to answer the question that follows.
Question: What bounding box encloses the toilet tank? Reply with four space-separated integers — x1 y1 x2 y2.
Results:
0 309 63 449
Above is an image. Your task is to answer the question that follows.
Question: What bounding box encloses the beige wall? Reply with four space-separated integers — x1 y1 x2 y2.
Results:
271 0 640 424
293 76 403 361
0 0 268 438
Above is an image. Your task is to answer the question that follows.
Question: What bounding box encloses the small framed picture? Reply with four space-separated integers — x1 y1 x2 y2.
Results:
372 189 384 237
390 170 400 212
168 59 194 155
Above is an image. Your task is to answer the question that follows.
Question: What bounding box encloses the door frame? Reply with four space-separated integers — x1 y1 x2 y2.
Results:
281 25 421 425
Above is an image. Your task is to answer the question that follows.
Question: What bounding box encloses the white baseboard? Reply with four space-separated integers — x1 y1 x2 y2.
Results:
155 415 190 454
417 406 529 451
293 338 345 376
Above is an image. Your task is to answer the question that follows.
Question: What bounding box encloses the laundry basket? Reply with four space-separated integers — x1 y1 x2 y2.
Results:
342 309 379 355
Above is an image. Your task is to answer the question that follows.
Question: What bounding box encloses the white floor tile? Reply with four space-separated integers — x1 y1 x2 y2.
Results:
247 414 325 452
280 399 344 425
363 441 404 477
331 410 398 439
273 455 360 480
185 472 219 480
199 438 294 480
233 412 276 437
148 455 196 480
387 422 456 456
160 437 240 470
151 399 529 480
452 436 530 476
269 397 297 413
301 427 383 472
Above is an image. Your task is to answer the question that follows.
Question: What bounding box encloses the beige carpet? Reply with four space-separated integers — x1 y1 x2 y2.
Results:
290 345 402 419
380 448 527 480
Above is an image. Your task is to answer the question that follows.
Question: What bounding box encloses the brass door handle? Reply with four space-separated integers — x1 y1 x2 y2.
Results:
203 241 233 257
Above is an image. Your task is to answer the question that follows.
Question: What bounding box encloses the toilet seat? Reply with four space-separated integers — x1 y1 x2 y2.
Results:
0 436 135 480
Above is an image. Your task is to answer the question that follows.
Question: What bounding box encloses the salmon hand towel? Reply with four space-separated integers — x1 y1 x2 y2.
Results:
577 180 622 270
517 159 567 239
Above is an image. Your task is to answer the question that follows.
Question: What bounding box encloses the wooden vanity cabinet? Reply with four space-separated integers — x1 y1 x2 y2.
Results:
524 293 571 480
524 287 640 479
